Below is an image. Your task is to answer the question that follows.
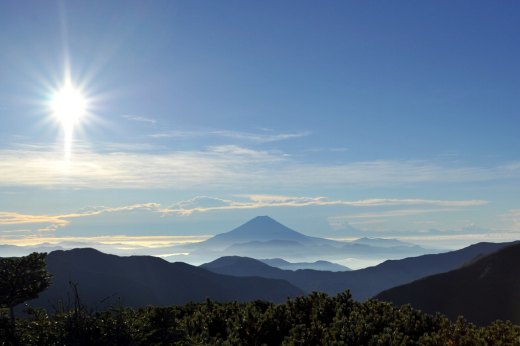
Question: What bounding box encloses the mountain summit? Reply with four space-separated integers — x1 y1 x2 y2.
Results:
194 216 313 251
185 216 431 263
211 216 309 243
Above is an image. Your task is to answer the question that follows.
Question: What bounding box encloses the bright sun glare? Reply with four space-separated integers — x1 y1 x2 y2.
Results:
50 83 87 159
51 84 86 125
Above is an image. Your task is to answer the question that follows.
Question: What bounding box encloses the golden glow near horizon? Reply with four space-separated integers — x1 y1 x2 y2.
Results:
50 81 87 159
0 235 211 247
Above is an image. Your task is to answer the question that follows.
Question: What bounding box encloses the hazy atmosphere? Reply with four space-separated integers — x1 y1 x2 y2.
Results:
1 1 519 260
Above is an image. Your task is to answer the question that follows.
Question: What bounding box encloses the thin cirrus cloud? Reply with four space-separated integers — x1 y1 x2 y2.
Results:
346 208 459 219
162 195 486 215
397 231 520 249
0 144 281 188
121 115 157 125
0 195 486 232
0 211 70 227
0 203 160 232
499 209 520 231
326 208 458 230
149 129 310 143
0 235 209 247
0 144 519 189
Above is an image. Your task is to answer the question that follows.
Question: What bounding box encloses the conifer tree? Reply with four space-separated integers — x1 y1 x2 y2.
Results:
0 252 52 326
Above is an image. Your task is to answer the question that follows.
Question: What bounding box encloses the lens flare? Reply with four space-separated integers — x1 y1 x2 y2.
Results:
50 83 87 159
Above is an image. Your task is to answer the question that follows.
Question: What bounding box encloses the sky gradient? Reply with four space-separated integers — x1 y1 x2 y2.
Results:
1 1 519 251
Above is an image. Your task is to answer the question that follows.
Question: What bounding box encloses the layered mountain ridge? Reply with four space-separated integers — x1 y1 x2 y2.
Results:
201 240 519 300
24 248 303 311
376 243 520 325
185 216 433 264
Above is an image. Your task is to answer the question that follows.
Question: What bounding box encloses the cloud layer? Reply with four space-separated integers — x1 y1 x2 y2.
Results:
1 144 519 189
163 195 487 216
0 195 486 235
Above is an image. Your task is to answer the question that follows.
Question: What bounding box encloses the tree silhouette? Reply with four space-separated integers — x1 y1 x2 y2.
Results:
0 252 52 326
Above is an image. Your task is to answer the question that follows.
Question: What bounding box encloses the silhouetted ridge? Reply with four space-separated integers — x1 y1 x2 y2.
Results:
202 256 285 278
24 248 303 311
201 241 518 300
260 258 351 271
376 243 520 325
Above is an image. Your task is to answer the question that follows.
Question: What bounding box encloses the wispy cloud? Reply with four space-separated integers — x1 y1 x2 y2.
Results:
326 202 492 231
398 231 520 249
0 196 485 233
305 147 349 153
511 210 520 230
0 145 283 188
0 229 33 234
0 144 519 189
162 195 486 216
328 231 520 250
149 129 310 143
122 115 157 125
347 208 457 219
501 209 520 231
0 203 161 232
326 210 456 231
0 235 209 247
0 212 70 227
349 219 386 225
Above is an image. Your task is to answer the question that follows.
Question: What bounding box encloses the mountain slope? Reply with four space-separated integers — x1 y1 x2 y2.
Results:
202 241 518 300
184 216 432 263
350 237 415 248
201 256 284 277
25 248 304 311
191 216 331 250
260 258 350 271
376 243 520 325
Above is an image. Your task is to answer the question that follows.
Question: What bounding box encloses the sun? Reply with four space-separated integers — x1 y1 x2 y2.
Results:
51 83 87 126
50 82 88 159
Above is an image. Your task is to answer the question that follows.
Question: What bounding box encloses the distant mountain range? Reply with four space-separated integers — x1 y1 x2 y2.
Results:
350 237 416 248
25 248 303 311
12 239 517 317
201 241 518 300
260 258 350 271
376 243 520 325
0 216 435 265
182 216 434 263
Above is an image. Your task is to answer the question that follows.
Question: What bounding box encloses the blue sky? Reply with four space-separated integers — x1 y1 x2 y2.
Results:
0 1 519 250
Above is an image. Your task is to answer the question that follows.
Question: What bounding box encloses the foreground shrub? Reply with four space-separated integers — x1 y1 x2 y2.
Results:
2 291 519 345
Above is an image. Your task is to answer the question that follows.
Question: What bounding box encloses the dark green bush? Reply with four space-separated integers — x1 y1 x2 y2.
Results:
1 291 519 345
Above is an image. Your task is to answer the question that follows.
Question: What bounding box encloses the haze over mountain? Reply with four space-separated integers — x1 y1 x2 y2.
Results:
25 248 303 311
260 258 350 271
350 237 416 248
376 243 520 325
180 216 435 266
0 216 434 269
202 241 519 300
194 216 320 248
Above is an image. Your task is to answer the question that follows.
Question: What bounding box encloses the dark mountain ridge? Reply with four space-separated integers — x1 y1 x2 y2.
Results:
202 241 519 300
260 258 351 271
376 243 520 325
24 248 303 311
